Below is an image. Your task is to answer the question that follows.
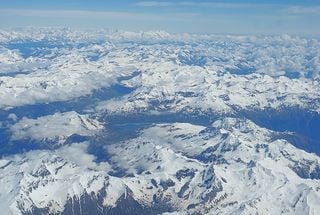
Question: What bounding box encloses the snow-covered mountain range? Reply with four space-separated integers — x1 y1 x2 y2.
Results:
0 28 319 214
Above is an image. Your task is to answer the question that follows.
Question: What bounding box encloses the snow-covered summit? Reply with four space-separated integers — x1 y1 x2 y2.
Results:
0 28 319 215
10 111 104 145
1 118 319 214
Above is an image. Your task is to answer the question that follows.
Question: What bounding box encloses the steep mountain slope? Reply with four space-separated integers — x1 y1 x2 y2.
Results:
0 29 319 215
1 118 319 214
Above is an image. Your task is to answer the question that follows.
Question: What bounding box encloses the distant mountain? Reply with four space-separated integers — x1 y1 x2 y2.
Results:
0 28 319 214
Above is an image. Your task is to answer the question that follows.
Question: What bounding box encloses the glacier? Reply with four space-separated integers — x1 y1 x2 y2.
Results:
0 28 320 215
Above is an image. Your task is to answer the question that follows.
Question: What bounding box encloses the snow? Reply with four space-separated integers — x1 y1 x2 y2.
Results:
10 111 104 144
0 28 319 214
0 28 319 113
105 118 320 214
1 117 320 214
0 142 112 214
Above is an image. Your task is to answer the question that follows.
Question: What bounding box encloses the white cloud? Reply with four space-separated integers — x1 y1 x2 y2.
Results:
136 1 174 7
0 52 117 108
10 111 103 143
0 8 198 23
7 113 18 121
58 142 111 171
0 8 164 20
136 1 268 9
283 6 320 14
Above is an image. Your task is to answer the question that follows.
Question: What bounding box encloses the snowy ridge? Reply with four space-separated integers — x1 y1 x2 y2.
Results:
107 118 320 214
0 28 319 214
1 118 320 214
0 29 319 112
97 65 320 114
0 143 112 215
0 52 118 108
10 111 104 145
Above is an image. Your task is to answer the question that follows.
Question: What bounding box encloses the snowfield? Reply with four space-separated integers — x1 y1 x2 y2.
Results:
0 28 319 215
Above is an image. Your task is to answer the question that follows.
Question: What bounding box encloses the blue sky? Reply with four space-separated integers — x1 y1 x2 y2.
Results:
0 0 319 35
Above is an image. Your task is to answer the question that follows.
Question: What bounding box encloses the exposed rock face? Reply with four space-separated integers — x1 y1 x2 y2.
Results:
0 29 320 215
1 118 320 215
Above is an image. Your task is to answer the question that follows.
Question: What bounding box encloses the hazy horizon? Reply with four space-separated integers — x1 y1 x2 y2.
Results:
1 0 320 35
